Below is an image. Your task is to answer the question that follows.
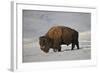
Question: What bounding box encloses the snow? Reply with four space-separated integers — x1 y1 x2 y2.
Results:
23 40 91 63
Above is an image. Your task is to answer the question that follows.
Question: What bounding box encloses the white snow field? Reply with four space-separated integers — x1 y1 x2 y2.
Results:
23 39 91 63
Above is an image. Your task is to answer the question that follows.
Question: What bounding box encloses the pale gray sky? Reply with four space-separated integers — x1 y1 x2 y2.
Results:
23 10 91 41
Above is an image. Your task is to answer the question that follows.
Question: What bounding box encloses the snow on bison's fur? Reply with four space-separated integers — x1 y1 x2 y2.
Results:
39 26 79 53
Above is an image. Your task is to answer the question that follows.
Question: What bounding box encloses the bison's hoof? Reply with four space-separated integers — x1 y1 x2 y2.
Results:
53 49 57 52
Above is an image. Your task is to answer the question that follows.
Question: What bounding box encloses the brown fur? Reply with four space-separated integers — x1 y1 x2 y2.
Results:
39 26 79 53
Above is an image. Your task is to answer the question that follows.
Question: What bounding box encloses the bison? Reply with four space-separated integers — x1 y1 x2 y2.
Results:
39 26 79 53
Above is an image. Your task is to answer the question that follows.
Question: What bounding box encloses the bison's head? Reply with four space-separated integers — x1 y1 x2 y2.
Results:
39 36 51 53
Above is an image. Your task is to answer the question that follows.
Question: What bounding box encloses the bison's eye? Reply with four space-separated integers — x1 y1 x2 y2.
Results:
41 39 47 44
42 40 46 44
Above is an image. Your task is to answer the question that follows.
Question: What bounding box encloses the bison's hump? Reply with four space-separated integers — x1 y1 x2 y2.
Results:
46 26 62 39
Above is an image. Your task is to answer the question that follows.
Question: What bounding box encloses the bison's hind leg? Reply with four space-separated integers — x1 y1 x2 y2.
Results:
71 43 75 50
76 42 79 49
71 42 79 50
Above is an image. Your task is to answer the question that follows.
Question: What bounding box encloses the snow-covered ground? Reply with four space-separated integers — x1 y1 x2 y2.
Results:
23 39 91 63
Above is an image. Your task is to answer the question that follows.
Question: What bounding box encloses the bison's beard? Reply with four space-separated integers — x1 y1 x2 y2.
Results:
41 47 49 53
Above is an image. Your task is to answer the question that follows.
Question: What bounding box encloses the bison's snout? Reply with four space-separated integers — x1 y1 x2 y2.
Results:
40 46 45 49
40 46 46 50
41 49 49 53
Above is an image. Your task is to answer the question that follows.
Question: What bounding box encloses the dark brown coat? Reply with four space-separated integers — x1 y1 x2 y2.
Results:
39 26 79 53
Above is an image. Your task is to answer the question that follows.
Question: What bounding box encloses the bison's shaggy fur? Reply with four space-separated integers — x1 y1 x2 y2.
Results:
39 26 79 53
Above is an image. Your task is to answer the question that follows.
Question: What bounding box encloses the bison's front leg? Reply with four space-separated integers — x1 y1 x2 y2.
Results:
58 46 61 52
53 45 61 52
53 49 57 52
53 47 61 52
53 40 61 52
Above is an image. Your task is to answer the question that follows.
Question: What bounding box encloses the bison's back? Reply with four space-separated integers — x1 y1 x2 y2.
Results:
46 26 78 45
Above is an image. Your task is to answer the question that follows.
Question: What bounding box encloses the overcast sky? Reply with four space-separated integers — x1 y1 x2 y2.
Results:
23 10 91 41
